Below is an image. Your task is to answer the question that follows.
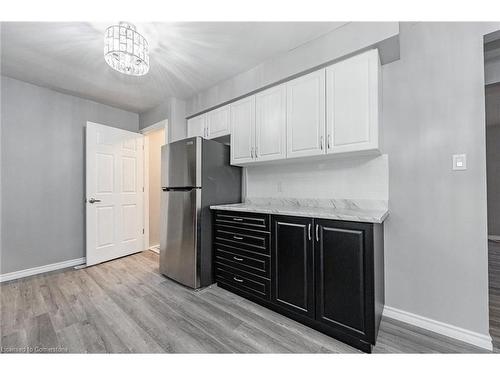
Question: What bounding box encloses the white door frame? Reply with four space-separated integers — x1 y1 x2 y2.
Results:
140 119 168 253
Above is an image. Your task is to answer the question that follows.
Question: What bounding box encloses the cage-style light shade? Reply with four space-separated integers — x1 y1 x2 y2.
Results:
104 22 149 76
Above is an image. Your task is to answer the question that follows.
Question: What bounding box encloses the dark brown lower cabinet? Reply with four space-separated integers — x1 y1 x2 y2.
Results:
213 210 384 353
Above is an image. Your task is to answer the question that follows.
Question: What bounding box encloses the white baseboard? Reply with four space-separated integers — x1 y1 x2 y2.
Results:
383 306 493 351
0 257 86 283
149 246 160 254
488 235 500 242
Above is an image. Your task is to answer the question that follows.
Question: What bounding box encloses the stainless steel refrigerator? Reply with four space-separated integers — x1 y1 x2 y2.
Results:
159 136 241 288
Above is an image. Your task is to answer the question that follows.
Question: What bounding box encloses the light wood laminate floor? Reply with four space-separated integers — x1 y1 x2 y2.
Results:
0 251 493 353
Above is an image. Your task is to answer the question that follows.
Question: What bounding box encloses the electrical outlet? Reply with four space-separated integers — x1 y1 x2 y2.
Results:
452 154 467 171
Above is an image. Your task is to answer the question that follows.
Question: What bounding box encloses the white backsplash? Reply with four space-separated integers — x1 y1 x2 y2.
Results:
245 154 389 201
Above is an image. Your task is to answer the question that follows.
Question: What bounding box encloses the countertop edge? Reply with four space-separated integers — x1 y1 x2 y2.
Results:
210 205 388 224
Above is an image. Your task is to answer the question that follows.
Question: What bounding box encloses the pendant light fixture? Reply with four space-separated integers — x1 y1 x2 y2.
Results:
104 22 149 76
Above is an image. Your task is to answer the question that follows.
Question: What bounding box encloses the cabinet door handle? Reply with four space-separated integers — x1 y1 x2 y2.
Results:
233 256 244 262
327 134 331 149
233 236 244 240
320 136 323 150
308 223 311 241
255 146 258 158
250 147 254 159
233 277 244 283
315 224 319 242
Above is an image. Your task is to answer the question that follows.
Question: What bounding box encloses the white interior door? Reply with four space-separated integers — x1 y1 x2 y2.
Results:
86 122 144 266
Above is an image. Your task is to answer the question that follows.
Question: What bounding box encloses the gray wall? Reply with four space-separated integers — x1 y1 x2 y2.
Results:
169 97 186 143
139 101 170 130
381 22 498 336
139 97 186 143
1 76 139 274
487 124 500 236
184 22 500 338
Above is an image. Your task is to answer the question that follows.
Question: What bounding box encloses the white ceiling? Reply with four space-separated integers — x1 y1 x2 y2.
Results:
1 22 347 113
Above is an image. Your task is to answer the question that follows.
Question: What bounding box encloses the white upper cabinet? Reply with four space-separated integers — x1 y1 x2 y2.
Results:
187 114 206 138
286 69 326 159
230 96 255 165
326 49 380 154
206 104 230 139
224 49 381 165
255 84 286 162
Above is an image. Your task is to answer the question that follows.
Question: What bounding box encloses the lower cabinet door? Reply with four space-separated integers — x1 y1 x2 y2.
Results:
315 219 374 341
271 215 314 318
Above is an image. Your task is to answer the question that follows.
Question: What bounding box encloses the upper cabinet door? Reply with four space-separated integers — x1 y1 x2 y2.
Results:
326 49 380 154
207 104 230 139
230 96 255 165
255 84 286 162
286 69 326 159
187 114 206 138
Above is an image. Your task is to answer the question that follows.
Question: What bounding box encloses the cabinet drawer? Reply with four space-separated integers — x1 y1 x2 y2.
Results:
215 211 269 232
215 244 270 278
216 263 270 300
215 225 270 255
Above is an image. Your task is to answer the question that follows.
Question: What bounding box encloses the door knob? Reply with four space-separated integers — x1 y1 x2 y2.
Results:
88 198 101 204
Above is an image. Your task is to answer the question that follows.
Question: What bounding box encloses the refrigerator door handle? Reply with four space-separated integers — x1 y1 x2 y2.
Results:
163 187 196 192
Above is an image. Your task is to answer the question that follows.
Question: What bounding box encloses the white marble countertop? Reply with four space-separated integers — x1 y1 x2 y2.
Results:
210 198 389 224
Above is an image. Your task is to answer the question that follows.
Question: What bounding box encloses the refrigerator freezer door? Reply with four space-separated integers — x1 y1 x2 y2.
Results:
159 188 201 288
161 137 201 188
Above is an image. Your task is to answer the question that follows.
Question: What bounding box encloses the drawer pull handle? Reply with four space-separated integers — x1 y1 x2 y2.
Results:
233 236 244 240
233 256 244 262
232 218 243 221
233 277 244 283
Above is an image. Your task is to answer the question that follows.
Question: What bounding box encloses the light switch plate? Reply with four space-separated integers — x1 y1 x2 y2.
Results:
452 154 467 171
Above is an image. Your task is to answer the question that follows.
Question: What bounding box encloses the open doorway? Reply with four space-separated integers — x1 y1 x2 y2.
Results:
484 32 500 350
142 120 168 253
